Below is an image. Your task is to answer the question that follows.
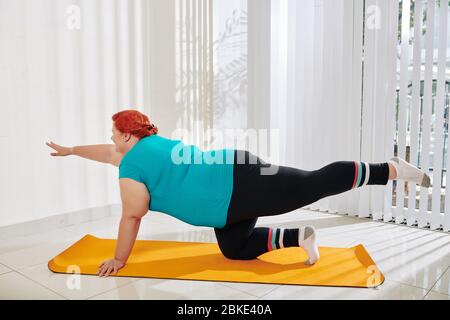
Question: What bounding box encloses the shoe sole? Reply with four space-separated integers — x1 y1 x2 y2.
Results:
421 173 431 188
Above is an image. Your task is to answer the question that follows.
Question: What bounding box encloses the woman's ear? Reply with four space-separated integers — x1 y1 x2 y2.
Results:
122 132 130 142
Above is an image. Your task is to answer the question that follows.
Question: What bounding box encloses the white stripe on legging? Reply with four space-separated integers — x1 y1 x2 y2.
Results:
363 162 370 186
279 228 284 248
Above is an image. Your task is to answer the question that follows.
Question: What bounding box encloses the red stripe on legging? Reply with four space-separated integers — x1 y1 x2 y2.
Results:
267 228 273 251
352 161 358 189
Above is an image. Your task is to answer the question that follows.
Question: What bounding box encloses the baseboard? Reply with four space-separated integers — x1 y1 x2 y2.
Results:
0 204 121 239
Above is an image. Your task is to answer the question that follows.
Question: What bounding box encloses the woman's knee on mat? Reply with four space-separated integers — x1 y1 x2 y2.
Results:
222 248 256 260
217 240 247 260
216 236 264 260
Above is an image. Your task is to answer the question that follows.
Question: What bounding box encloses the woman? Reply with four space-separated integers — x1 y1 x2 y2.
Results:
46 110 430 277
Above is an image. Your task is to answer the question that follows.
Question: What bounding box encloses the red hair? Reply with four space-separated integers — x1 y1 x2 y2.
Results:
112 110 158 139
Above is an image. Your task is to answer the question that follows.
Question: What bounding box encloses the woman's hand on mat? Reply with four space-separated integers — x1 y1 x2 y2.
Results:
46 141 73 156
97 258 125 277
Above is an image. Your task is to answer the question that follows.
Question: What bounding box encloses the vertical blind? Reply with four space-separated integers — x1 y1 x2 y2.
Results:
175 0 214 149
270 0 450 233
362 0 449 231
270 0 364 217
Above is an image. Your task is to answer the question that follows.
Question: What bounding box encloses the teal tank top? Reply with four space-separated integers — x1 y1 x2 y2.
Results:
118 134 235 228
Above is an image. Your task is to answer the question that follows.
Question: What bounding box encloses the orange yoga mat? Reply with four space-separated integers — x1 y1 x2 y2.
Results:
48 234 385 288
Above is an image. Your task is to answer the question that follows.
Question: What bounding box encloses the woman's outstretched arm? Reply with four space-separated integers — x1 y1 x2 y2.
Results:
71 144 122 166
46 141 122 167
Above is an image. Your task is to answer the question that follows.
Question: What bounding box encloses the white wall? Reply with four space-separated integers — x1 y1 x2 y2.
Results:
0 0 181 227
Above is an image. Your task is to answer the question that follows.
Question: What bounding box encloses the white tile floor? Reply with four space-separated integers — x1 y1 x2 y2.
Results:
0 209 449 300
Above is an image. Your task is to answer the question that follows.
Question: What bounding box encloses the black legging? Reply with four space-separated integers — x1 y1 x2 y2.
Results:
214 150 390 260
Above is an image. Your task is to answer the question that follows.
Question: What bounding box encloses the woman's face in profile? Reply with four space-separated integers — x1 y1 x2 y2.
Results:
111 124 125 153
